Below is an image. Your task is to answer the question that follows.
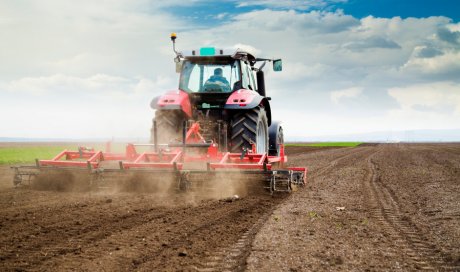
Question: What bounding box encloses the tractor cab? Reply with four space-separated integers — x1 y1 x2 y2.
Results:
177 50 259 110
170 33 282 99
178 51 257 95
179 56 237 93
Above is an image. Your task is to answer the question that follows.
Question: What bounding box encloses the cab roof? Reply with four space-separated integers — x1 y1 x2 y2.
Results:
181 47 256 62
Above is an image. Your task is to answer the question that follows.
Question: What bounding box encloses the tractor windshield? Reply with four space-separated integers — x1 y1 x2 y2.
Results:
179 59 241 93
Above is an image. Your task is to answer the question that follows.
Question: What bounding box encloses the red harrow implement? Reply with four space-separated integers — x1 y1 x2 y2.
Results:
12 122 307 194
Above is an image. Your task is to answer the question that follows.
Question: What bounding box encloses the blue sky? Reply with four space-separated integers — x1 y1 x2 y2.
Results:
336 0 460 21
0 0 459 140
164 0 460 26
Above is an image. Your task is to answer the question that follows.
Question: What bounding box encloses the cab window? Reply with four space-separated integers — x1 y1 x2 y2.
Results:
241 61 256 91
179 60 240 93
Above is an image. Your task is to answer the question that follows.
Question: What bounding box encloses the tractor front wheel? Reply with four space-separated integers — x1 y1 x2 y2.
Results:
230 106 269 154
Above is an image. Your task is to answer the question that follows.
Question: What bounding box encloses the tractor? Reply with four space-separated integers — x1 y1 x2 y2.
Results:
150 33 284 156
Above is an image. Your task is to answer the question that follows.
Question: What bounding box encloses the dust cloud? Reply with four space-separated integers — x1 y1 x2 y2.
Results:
184 171 266 202
30 168 268 205
33 170 92 192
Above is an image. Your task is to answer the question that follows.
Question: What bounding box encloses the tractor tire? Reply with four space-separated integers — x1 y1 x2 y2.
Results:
230 106 269 154
151 110 184 144
268 121 284 156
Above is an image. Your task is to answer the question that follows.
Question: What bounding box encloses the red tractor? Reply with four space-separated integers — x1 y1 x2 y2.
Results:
150 33 284 156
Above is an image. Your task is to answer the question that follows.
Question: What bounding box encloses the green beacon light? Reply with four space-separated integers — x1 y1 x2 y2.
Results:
200 47 216 56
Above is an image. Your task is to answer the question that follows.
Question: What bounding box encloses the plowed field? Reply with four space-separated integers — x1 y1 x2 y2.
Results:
0 144 459 271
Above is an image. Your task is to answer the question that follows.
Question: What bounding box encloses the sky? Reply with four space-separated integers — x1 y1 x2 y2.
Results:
0 0 459 140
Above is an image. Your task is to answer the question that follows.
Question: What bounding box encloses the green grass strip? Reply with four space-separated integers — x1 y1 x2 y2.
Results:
0 143 136 164
0 142 361 164
0 146 76 164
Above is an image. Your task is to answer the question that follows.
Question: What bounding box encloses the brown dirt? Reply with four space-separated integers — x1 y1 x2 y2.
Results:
247 143 460 271
0 143 459 271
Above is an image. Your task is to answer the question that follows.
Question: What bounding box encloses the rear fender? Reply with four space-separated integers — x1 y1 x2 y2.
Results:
225 89 271 125
150 90 192 118
268 121 283 156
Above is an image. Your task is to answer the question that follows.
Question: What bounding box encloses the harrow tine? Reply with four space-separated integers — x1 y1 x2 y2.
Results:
11 166 39 187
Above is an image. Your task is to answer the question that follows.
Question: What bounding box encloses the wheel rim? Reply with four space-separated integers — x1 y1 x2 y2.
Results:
256 121 267 153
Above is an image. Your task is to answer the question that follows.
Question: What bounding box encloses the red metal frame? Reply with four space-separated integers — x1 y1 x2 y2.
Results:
38 144 185 170
210 152 270 170
122 145 183 170
186 123 206 143
37 123 307 183
39 150 103 168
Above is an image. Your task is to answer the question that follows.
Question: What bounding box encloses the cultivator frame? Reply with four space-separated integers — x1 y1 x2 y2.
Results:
12 122 307 194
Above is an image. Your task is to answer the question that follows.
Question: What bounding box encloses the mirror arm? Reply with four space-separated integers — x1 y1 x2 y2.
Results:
258 61 267 71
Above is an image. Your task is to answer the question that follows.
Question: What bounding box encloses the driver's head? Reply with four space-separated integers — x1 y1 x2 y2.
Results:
214 68 223 76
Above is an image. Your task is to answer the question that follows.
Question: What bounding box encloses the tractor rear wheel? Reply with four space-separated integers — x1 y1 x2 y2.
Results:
151 110 184 144
230 106 269 154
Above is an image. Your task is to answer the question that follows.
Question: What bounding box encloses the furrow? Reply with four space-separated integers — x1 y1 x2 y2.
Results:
365 155 456 270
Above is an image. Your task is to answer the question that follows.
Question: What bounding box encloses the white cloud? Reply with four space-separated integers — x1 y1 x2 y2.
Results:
387 82 460 129
271 62 331 81
437 26 460 45
402 50 460 75
231 9 359 32
388 82 460 113
411 45 443 58
342 36 401 50
0 74 174 138
0 0 183 79
4 74 128 95
0 2 459 139
330 87 363 104
215 13 229 20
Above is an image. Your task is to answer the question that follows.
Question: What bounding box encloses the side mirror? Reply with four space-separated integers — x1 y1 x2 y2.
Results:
273 59 282 72
175 60 183 73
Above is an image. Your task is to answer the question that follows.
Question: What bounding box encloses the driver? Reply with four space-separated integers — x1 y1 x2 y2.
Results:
204 68 230 92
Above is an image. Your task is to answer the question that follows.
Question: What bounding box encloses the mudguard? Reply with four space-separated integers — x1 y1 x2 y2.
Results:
150 90 192 118
225 89 271 125
268 121 283 156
